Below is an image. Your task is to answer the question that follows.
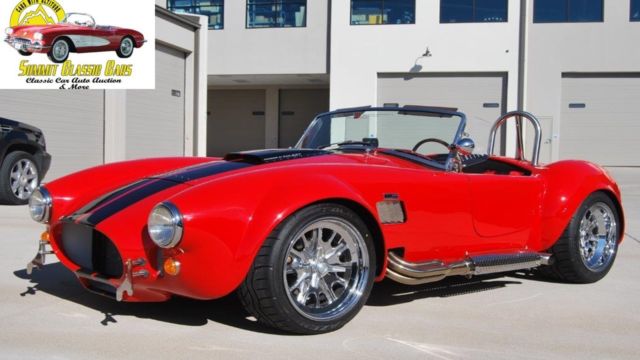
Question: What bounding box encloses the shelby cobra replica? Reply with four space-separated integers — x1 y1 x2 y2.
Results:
5 13 145 63
26 106 624 334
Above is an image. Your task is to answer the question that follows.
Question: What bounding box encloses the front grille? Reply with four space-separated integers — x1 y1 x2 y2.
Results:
13 37 31 45
60 223 123 278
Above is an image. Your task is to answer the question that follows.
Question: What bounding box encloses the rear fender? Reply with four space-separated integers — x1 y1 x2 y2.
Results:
539 160 624 250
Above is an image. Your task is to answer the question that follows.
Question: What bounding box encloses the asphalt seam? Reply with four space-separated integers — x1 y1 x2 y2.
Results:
625 233 640 244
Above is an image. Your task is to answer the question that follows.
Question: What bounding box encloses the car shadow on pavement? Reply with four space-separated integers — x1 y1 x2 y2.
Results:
367 275 522 306
13 263 291 335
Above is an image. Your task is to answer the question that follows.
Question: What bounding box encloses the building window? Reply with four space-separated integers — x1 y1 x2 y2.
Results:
350 0 416 25
440 0 508 23
246 1 307 28
533 0 603 23
632 0 640 21
167 0 224 29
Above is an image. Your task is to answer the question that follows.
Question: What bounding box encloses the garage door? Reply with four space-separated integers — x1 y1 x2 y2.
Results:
279 89 329 148
0 90 104 180
207 90 266 156
561 75 640 166
126 44 186 160
378 73 506 154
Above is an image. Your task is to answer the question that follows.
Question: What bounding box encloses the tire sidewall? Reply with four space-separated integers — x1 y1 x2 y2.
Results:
0 151 40 205
48 39 70 63
269 204 376 333
116 37 134 58
565 192 620 282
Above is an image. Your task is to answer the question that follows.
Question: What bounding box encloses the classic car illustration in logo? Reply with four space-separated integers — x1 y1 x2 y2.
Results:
4 13 145 63
25 107 625 334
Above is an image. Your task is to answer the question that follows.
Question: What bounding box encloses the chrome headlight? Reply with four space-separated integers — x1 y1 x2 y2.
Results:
33 32 43 41
29 188 52 223
5 28 13 35
148 202 183 248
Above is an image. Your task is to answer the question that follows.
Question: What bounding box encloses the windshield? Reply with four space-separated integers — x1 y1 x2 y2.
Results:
296 108 465 156
62 13 95 27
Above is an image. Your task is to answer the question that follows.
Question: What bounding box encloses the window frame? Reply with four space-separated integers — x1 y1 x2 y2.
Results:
632 0 640 21
349 0 417 26
439 0 509 24
533 0 604 24
245 0 308 29
166 0 225 30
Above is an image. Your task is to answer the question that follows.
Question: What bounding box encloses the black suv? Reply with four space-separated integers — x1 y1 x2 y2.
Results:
0 118 51 205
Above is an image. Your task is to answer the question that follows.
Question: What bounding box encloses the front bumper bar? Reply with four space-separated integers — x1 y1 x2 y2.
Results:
5 37 51 53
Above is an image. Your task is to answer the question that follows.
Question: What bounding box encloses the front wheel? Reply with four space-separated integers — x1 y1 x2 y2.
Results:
0 151 41 205
47 38 70 63
239 204 375 334
116 37 135 58
18 50 32 56
541 192 621 283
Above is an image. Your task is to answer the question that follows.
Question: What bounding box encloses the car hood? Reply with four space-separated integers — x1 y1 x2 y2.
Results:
11 24 92 36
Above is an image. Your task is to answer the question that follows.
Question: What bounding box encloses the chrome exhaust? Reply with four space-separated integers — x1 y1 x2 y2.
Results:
386 251 552 286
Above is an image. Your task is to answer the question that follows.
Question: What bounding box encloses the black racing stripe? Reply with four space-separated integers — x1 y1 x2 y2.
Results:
82 179 177 226
73 161 253 226
157 161 251 183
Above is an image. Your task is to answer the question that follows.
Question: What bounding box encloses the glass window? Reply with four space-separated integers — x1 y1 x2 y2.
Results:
246 0 307 28
632 0 640 21
440 0 508 23
533 0 603 23
167 0 224 30
351 0 415 25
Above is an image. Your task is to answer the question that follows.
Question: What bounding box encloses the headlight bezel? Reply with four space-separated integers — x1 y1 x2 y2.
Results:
29 187 52 224
147 202 183 249
33 32 43 41
5 28 13 35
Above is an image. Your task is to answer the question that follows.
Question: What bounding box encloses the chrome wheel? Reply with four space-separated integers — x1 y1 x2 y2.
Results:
9 159 38 200
52 40 69 61
283 218 370 321
120 38 134 56
578 202 617 272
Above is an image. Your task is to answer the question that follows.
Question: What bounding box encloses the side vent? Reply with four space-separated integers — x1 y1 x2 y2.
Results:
377 194 406 224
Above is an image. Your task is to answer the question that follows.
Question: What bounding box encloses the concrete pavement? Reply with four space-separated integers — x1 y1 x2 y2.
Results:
0 168 638 360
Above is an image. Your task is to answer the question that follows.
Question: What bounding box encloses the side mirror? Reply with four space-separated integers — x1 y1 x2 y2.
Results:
456 138 475 155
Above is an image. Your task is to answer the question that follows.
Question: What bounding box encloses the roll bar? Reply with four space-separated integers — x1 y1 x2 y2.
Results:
487 111 542 167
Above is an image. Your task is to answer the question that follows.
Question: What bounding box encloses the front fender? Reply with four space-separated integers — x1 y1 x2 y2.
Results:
539 160 624 250
171 169 377 298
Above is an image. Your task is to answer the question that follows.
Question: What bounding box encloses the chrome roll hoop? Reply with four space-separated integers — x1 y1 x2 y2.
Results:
487 111 542 167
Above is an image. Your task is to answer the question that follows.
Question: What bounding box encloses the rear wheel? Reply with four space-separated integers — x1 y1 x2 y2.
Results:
541 192 620 283
0 151 40 205
239 204 375 334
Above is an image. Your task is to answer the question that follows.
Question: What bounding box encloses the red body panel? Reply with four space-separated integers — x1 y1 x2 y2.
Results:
41 152 624 302
7 23 145 54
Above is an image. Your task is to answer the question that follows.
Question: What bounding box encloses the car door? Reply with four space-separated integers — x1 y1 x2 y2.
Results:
465 172 543 249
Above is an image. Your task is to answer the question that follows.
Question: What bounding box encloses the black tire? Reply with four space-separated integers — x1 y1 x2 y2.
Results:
116 37 135 58
0 151 41 205
47 38 70 63
239 203 376 334
18 50 32 56
540 192 621 283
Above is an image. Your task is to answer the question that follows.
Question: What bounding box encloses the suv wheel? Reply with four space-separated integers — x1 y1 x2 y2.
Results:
0 151 41 205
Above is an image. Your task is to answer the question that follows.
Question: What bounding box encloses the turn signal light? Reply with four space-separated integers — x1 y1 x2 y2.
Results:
40 230 50 242
163 257 181 276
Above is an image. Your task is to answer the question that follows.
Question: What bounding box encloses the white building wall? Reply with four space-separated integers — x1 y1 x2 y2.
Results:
208 0 329 75
329 0 522 111
524 1 640 161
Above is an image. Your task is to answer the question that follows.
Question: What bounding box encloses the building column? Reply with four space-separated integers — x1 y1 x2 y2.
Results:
265 87 279 148
103 90 127 163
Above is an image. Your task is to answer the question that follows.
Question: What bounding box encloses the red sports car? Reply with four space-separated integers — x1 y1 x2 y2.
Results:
5 13 145 63
26 107 624 334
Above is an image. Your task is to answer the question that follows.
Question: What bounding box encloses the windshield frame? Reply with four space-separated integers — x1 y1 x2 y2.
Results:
61 13 96 28
295 106 468 171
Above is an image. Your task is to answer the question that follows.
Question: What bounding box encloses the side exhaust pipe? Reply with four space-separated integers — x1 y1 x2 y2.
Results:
386 251 552 286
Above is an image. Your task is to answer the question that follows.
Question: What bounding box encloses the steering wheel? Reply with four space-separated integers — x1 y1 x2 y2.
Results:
412 138 450 152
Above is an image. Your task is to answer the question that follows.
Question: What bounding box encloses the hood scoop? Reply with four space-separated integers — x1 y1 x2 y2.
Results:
223 149 330 165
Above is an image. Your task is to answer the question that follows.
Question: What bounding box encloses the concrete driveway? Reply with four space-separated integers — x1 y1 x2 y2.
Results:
0 168 638 360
